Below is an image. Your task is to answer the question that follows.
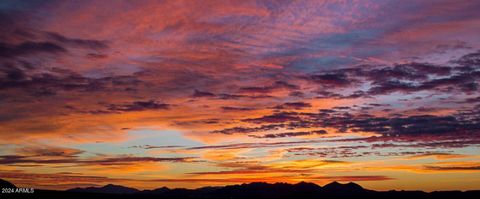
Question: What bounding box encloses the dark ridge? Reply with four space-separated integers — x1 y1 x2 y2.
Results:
67 183 139 194
0 178 16 188
2 179 480 199
140 186 170 194
323 181 366 193
294 181 321 190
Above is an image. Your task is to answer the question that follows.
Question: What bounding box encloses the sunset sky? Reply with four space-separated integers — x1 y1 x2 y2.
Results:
1 0 480 191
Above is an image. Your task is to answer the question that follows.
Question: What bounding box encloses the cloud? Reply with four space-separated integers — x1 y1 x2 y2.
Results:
424 165 480 171
366 63 451 82
187 167 307 175
367 62 479 95
0 154 197 165
211 124 285 135
406 152 468 160
1 1 479 148
239 81 299 94
307 72 352 87
46 32 108 49
221 106 256 111
136 137 479 159
453 50 480 66
299 59 480 96
0 171 123 190
189 159 348 176
310 175 393 181
285 146 370 159
129 145 183 150
285 144 469 159
242 112 301 124
274 102 312 110
423 161 480 171
15 145 84 157
192 89 216 98
106 100 170 112
0 41 67 57
81 156 199 165
0 64 142 97
231 107 480 138
186 140 318 150
249 130 327 139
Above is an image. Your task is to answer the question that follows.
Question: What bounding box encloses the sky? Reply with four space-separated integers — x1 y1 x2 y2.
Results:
0 0 479 191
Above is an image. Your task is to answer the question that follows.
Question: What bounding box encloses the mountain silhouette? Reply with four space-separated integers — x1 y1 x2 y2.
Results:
68 184 139 194
292 181 321 192
0 178 17 188
140 186 170 194
1 178 479 199
323 181 366 193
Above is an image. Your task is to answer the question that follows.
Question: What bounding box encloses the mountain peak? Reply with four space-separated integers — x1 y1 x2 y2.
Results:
324 181 341 187
294 181 321 188
103 184 127 189
323 181 364 193
296 181 313 185
346 182 362 187
148 186 170 194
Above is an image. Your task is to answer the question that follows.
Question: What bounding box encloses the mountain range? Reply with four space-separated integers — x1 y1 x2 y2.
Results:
1 178 479 199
